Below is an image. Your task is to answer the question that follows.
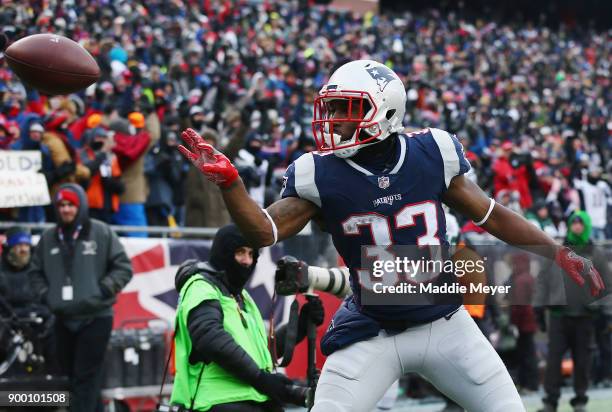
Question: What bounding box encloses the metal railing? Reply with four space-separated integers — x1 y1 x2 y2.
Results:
0 221 219 238
2 221 612 245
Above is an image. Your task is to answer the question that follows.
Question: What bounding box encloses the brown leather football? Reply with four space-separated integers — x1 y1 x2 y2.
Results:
4 33 100 95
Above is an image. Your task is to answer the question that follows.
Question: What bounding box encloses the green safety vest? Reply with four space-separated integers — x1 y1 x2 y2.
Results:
170 274 273 411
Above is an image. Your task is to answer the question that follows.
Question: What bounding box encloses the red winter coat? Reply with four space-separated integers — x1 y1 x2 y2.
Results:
492 157 533 209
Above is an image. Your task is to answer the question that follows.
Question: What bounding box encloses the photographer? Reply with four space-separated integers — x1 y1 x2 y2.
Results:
0 227 39 313
80 127 124 223
171 224 322 411
0 226 56 375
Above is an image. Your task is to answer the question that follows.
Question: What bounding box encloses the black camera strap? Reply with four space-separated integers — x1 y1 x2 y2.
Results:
270 295 300 367
189 365 205 411
158 329 175 401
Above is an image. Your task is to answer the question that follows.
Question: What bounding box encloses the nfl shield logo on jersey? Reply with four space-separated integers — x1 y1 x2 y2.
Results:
378 176 390 189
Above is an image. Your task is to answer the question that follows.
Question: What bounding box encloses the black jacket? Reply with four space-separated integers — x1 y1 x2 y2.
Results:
0 260 39 309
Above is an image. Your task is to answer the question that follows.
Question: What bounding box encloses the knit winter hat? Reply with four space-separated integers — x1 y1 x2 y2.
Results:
55 188 81 208
4 226 32 248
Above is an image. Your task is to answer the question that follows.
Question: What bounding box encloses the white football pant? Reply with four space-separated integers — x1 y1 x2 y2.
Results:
312 307 525 412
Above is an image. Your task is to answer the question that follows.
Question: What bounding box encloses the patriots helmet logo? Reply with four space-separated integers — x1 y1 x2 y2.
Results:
365 65 396 92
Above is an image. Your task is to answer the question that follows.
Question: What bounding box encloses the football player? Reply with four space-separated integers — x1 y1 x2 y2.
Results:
179 60 604 412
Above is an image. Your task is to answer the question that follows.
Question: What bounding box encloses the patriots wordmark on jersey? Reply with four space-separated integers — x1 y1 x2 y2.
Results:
281 127 471 322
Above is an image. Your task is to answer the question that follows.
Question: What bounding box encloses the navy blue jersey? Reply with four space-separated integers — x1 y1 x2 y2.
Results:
281 128 471 321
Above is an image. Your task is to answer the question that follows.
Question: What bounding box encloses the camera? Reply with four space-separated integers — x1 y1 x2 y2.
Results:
509 152 531 168
90 140 104 151
275 256 310 296
275 256 351 297
287 384 315 409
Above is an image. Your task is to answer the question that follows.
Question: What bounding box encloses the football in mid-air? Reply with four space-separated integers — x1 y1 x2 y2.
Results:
4 33 100 95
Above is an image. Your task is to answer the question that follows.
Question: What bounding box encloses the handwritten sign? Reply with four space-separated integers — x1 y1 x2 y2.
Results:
0 150 42 172
0 172 50 207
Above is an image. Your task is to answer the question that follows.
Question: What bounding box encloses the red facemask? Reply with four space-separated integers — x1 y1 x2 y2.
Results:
311 90 380 153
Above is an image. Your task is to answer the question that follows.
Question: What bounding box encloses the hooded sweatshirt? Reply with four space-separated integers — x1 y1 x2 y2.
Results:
566 210 592 246
30 183 133 325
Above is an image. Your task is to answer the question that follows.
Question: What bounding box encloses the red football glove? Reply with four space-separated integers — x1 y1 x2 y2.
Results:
555 246 605 297
178 128 238 189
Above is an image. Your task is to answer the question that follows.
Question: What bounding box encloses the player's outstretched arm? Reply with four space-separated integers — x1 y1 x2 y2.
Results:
442 175 558 253
222 181 318 246
443 175 605 296
179 128 318 247
265 197 319 241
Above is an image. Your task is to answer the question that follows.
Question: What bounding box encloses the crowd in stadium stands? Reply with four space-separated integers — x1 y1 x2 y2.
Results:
0 0 609 243
0 0 611 406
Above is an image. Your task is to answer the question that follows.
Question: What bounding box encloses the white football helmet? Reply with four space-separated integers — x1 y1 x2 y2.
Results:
311 60 407 158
